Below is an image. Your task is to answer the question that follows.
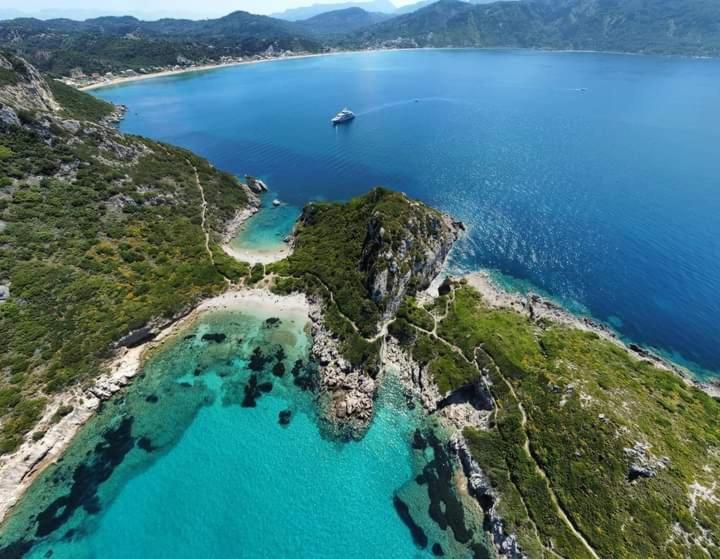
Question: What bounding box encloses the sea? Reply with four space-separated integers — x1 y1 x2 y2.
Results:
1 48 718 558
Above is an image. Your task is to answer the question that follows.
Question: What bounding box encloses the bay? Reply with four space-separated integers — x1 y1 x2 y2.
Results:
97 49 720 377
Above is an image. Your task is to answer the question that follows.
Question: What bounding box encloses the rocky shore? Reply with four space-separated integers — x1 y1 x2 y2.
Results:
308 297 377 440
463 271 720 400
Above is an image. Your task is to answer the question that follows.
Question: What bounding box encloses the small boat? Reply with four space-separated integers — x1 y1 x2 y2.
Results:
331 108 355 125
272 199 281 207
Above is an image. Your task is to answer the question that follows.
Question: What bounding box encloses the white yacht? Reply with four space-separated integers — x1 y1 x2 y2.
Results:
331 108 355 125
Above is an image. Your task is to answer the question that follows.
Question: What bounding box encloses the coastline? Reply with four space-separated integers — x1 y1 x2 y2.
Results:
461 271 720 400
77 46 716 92
221 205 293 265
0 288 309 525
79 50 360 92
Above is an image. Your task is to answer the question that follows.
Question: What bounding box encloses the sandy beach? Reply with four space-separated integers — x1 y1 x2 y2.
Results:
220 205 293 265
0 288 309 524
79 50 358 91
222 243 291 265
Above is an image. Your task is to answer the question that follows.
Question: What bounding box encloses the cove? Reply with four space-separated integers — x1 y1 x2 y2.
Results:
95 49 720 378
0 302 489 558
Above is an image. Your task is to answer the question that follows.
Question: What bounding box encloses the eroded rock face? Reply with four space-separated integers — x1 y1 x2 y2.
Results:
450 435 527 559
360 207 462 319
0 53 59 113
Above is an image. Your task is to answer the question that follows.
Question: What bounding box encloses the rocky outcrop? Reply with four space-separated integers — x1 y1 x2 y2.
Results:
624 441 670 481
308 299 376 440
0 104 19 127
244 175 268 194
360 206 462 319
450 435 527 559
102 103 127 126
0 52 59 113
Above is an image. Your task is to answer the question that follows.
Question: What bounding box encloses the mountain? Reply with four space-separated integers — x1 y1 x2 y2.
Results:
0 12 320 76
2 0 720 78
273 0 396 21
352 0 720 56
394 0 496 16
297 7 393 35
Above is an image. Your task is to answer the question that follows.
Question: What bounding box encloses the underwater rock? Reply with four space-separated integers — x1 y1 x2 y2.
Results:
272 362 286 377
241 375 272 407
144 394 159 404
33 417 136 539
264 317 281 328
432 543 444 556
278 410 292 426
393 495 428 549
136 437 154 453
201 333 227 343
249 347 270 372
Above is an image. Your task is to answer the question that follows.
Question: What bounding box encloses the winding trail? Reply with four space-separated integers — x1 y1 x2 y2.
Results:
407 287 600 559
487 354 601 559
187 158 232 286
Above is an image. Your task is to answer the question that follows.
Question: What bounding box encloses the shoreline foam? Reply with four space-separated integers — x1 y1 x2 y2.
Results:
0 288 309 524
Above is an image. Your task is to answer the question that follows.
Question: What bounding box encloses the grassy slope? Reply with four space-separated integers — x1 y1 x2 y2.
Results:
431 286 720 558
45 78 114 122
0 84 249 454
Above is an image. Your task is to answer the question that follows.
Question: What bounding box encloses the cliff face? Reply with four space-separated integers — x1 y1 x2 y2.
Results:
0 52 59 114
360 202 462 319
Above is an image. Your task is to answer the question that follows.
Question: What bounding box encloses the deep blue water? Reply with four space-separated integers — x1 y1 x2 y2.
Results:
96 49 720 376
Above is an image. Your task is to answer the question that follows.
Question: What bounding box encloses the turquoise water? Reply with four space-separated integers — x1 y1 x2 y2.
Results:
229 193 300 256
96 49 720 377
0 308 488 558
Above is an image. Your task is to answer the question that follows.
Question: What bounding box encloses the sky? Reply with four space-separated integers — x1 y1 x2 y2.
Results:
0 0 420 19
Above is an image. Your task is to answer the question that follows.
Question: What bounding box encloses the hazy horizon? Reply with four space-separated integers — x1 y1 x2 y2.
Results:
0 0 421 20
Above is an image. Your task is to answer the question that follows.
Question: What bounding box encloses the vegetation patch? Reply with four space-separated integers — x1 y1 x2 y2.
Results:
438 286 720 558
0 75 249 454
46 79 115 122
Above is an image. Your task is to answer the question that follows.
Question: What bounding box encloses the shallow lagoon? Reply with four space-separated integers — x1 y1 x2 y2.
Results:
0 306 488 558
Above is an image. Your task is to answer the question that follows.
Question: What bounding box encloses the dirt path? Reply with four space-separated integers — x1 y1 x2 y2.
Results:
187 159 232 286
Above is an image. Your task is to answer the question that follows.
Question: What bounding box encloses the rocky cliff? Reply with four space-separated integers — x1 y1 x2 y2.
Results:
360 198 463 319
281 188 463 439
0 52 59 114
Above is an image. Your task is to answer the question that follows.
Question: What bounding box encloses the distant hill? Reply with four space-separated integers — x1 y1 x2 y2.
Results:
273 0 396 21
1 0 720 77
352 0 720 56
297 7 393 35
394 0 495 16
0 11 320 75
